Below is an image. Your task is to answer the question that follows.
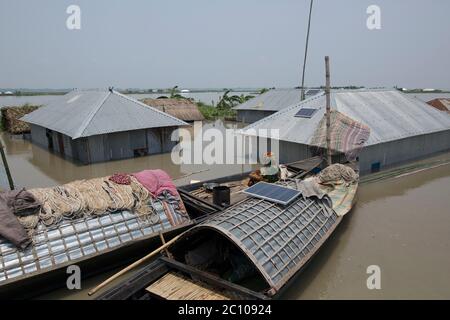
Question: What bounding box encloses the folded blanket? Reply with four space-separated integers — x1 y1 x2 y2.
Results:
0 189 40 249
295 177 328 199
295 164 359 217
133 169 179 197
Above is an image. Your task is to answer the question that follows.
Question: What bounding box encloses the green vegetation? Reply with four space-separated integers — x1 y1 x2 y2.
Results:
156 86 196 101
197 90 255 120
150 87 256 121
216 90 254 109
197 101 236 120
169 86 184 99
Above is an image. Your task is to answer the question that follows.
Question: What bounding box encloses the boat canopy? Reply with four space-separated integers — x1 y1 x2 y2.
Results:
174 179 340 296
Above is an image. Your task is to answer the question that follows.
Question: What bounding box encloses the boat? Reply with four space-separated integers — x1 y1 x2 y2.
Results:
0 173 222 299
96 162 359 300
0 161 310 299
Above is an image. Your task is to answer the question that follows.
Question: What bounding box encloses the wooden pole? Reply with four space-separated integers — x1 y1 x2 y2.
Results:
88 232 184 296
0 142 14 190
159 231 173 258
300 0 314 101
325 56 332 166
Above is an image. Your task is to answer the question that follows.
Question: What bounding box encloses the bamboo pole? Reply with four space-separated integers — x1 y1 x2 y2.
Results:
88 232 184 296
159 231 173 258
300 0 314 101
0 142 14 190
325 56 332 166
174 168 210 180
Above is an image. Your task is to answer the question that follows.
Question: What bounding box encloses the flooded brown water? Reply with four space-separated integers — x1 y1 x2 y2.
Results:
282 159 450 299
2 124 450 299
1 120 254 189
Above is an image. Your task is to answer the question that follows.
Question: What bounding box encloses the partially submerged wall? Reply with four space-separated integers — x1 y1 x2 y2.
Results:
359 130 450 174
236 110 275 124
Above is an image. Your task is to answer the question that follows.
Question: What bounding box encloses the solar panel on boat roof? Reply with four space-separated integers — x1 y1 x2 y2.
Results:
242 182 300 205
294 108 317 118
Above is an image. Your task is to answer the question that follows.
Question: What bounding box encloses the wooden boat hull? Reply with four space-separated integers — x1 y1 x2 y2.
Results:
0 224 194 299
97 257 267 300
0 188 222 299
96 215 345 300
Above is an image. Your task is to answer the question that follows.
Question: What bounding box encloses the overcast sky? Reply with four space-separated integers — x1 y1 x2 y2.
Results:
1 0 449 89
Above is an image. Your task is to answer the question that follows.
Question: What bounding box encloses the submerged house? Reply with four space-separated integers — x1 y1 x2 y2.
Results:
241 89 450 174
140 98 204 122
233 88 322 123
21 89 188 164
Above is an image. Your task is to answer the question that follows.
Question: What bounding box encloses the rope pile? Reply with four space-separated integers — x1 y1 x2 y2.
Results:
318 163 359 185
18 176 154 232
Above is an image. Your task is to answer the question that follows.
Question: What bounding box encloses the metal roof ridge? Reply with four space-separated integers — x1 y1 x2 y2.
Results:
112 90 190 127
232 90 272 110
72 91 111 139
233 89 303 110
331 87 395 92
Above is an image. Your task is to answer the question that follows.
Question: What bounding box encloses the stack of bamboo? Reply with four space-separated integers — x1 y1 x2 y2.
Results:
146 272 231 300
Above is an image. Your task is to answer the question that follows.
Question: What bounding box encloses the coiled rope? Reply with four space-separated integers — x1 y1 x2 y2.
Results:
20 176 155 233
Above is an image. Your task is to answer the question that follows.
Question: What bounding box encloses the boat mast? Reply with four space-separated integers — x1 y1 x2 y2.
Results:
325 56 332 166
300 0 314 101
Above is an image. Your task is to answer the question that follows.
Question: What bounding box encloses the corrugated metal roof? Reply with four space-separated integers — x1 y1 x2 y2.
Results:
241 89 450 146
233 89 322 112
181 179 338 295
0 203 192 286
21 89 188 139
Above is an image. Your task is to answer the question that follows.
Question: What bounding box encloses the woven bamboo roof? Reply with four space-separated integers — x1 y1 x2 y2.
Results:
141 98 204 122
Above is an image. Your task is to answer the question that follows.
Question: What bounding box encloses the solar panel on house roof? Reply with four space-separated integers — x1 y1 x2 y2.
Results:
306 89 321 96
242 182 300 205
294 108 317 118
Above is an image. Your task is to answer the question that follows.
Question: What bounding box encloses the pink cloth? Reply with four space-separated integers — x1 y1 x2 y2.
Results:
132 169 178 197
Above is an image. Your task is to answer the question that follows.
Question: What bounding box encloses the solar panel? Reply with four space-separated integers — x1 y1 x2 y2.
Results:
242 182 300 205
294 108 317 118
306 89 321 96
